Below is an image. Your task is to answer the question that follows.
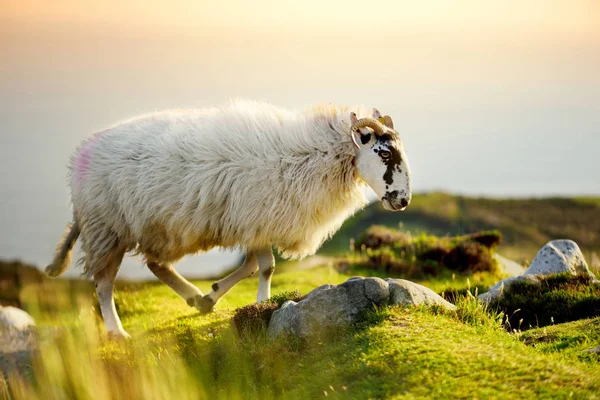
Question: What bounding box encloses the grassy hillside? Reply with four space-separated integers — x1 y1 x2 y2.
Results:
4 194 600 398
4 262 600 399
322 192 600 263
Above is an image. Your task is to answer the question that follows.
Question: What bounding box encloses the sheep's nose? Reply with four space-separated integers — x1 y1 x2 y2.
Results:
385 190 410 210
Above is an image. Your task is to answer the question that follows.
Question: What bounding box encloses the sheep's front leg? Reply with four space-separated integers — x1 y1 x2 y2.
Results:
256 248 275 303
189 250 259 314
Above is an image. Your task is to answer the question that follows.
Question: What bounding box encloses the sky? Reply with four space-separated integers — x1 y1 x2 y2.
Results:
0 0 599 276
1 1 598 196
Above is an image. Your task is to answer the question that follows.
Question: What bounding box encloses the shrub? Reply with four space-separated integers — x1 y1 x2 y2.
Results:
231 302 279 337
439 286 487 304
232 290 303 337
0 260 45 307
352 226 501 278
269 290 304 307
357 225 411 250
444 241 494 273
468 231 502 248
439 273 600 331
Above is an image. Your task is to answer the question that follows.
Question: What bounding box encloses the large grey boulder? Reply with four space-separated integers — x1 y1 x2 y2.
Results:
268 277 454 339
479 240 596 303
387 279 456 308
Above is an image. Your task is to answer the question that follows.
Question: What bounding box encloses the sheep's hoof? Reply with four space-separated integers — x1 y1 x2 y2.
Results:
187 295 215 315
107 330 132 341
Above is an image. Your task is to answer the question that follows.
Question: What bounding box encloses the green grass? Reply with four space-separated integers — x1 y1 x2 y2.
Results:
520 317 600 363
4 263 600 399
5 193 600 398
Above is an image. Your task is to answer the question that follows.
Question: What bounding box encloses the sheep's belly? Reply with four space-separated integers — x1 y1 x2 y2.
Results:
136 222 227 263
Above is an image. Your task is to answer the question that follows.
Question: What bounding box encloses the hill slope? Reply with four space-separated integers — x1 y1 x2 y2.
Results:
5 264 600 399
322 192 600 263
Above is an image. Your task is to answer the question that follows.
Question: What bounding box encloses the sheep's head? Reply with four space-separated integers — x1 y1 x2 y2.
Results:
350 109 412 211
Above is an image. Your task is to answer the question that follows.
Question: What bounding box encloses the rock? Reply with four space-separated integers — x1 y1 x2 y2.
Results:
0 307 35 330
524 240 594 277
0 306 37 380
478 275 541 304
386 279 456 309
268 277 454 339
0 306 36 353
585 345 600 354
0 350 35 380
479 240 596 304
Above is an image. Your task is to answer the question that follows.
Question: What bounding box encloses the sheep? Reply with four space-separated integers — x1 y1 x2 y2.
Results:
45 100 412 338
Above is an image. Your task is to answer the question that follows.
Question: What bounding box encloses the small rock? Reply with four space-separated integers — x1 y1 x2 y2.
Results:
268 277 454 339
585 345 600 354
0 306 35 331
0 306 36 353
0 306 37 379
479 240 596 303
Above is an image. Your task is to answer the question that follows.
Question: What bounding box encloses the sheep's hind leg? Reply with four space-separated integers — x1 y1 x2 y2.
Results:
147 261 204 303
256 248 275 303
93 249 129 339
188 250 258 314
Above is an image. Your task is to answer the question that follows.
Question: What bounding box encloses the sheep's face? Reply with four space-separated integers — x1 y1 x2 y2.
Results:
352 110 412 211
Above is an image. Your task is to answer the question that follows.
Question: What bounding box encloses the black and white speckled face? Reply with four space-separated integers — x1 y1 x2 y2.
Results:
353 112 411 211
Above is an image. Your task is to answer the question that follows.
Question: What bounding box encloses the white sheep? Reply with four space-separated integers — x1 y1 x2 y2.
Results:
46 100 412 338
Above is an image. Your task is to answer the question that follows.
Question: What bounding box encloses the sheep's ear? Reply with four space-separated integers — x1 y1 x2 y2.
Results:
383 115 394 129
372 108 382 119
350 112 358 125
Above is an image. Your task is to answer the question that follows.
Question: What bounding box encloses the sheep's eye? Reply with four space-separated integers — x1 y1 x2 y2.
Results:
380 151 391 159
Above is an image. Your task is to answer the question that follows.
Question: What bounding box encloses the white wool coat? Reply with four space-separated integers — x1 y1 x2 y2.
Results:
70 100 369 276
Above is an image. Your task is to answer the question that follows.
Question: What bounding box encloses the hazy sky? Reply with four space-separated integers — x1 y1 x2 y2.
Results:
1 1 599 274
2 0 599 194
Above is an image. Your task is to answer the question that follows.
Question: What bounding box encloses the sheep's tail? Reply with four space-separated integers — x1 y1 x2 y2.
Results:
45 221 80 277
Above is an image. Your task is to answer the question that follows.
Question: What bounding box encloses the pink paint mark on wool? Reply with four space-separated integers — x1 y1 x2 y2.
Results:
73 133 104 186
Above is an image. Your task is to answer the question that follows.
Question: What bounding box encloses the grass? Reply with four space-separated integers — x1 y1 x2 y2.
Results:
3 262 600 399
5 194 600 398
520 317 600 363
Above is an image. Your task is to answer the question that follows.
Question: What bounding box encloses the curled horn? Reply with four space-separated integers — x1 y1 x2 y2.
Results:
351 118 385 136
351 131 361 149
